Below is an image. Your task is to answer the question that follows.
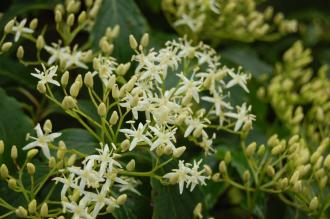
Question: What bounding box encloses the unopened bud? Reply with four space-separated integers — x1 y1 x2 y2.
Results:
219 161 227 174
117 194 127 205
61 71 69 87
55 10 62 23
0 140 4 154
8 178 17 189
173 146 186 158
224 151 231 164
129 35 138 50
204 165 212 176
70 81 81 98
4 19 15 33
109 111 119 125
140 33 149 47
266 165 275 177
16 46 24 59
97 102 107 117
126 159 135 171
290 171 299 184
27 149 39 159
267 134 279 147
62 96 76 109
28 199 37 213
0 164 9 178
43 119 52 133
309 197 319 210
112 84 120 99
37 82 46 93
15 206 28 218
48 156 56 168
155 145 164 157
40 202 48 217
243 170 250 183
193 202 202 219
36 35 45 49
27 163 36 175
164 145 173 155
1 42 12 52
245 142 256 157
78 11 87 24
324 155 330 169
11 145 18 160
271 143 284 155
212 173 220 181
293 180 302 193
84 71 94 88
29 18 38 29
67 154 77 166
289 135 299 145
67 14 75 27
120 139 130 152
257 144 265 156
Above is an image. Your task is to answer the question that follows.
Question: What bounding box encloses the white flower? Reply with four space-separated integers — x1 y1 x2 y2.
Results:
173 13 199 32
67 160 104 190
53 173 79 200
84 144 122 176
226 68 250 93
225 103 255 131
62 201 93 219
120 123 152 151
163 160 190 194
31 64 60 86
115 176 142 195
12 19 34 42
149 125 177 151
176 73 202 103
23 123 61 159
186 160 208 191
65 48 88 69
184 116 208 138
44 43 70 65
202 94 232 116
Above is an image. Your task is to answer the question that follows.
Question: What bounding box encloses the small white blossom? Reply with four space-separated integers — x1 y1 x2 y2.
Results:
149 125 177 150
31 64 60 86
23 123 61 159
120 123 152 151
226 68 250 93
225 103 255 131
12 19 34 42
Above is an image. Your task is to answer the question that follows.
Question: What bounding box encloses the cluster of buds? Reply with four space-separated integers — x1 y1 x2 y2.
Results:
162 0 297 44
260 41 330 143
212 134 330 217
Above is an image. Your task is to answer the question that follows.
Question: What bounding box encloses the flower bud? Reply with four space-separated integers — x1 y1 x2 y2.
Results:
155 145 164 157
84 71 94 88
164 145 173 155
15 206 28 218
319 176 328 189
120 139 130 152
112 25 120 38
0 140 4 154
27 163 36 175
219 161 227 174
55 10 62 23
245 142 256 157
224 151 232 164
193 202 202 219
126 159 135 171
4 19 15 33
278 178 288 190
67 14 75 27
117 194 127 205
28 199 37 213
309 197 319 210
266 165 275 177
0 164 9 178
67 154 77 166
27 149 39 159
243 170 250 183
36 35 45 49
62 96 76 109
289 135 299 145
40 203 48 217
107 75 116 89
129 34 138 50
29 18 38 29
70 81 81 98
173 146 186 158
271 143 284 156
11 145 18 160
140 33 149 48
1 42 12 52
78 11 87 24
290 171 299 184
112 84 120 99
43 119 52 133
324 155 330 169
16 46 24 59
97 102 107 117
37 82 46 93
212 173 220 182
116 63 131 76
267 134 279 147
257 144 265 156
48 156 56 168
61 71 69 87
109 111 119 125
8 178 17 189
204 165 212 176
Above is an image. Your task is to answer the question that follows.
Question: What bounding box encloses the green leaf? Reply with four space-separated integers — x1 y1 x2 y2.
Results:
222 47 272 78
151 159 205 219
56 128 99 155
0 56 35 88
91 0 149 61
0 87 33 166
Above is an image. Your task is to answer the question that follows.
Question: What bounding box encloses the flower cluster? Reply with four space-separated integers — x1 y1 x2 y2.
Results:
54 144 134 218
215 134 330 217
162 0 298 43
